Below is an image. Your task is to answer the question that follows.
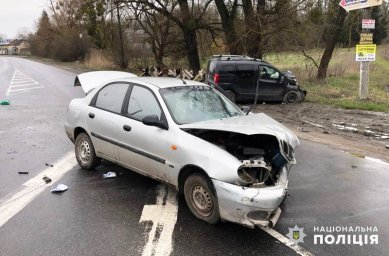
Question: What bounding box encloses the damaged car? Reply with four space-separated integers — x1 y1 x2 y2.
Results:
65 71 299 228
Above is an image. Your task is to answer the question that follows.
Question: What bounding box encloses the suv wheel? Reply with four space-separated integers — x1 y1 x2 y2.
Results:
283 91 299 104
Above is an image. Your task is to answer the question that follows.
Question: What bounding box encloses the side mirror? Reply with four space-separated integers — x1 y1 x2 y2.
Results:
142 115 168 130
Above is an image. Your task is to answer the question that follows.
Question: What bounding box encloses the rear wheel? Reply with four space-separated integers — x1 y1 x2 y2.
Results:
224 90 236 102
283 90 299 104
184 173 220 224
75 133 100 170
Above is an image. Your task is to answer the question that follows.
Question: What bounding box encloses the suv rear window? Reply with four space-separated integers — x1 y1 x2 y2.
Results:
220 64 234 73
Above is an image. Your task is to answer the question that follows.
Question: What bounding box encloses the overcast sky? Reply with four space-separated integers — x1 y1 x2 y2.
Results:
0 0 48 38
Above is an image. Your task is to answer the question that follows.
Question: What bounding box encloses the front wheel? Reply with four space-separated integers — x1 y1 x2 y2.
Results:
75 132 100 170
184 174 220 224
283 90 299 104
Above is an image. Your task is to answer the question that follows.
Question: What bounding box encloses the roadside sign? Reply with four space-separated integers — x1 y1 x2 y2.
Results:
339 0 383 12
360 33 373 44
362 19 375 29
356 44 376 62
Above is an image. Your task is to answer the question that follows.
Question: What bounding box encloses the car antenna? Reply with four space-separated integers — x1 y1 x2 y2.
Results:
180 78 187 85
246 78 260 115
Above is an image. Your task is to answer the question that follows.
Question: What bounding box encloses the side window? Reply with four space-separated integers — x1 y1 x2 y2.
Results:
127 86 162 121
220 64 235 74
259 66 280 81
95 83 129 113
236 64 254 79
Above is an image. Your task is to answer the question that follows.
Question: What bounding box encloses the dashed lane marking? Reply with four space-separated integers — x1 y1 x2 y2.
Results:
0 153 76 228
139 185 178 256
6 69 44 96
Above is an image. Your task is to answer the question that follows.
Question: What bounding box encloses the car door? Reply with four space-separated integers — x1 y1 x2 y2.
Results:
86 82 130 162
235 64 256 100
117 84 172 180
258 65 285 101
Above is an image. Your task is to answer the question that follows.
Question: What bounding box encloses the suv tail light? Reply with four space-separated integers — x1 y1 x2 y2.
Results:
213 74 220 85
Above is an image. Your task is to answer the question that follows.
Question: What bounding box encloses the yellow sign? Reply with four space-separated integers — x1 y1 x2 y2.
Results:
360 33 373 44
356 44 376 62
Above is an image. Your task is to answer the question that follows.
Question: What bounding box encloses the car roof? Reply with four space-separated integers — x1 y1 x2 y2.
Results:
117 77 206 89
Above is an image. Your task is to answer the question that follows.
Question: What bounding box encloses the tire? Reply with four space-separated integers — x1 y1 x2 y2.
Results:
184 173 220 224
283 90 299 104
75 132 100 170
224 90 236 102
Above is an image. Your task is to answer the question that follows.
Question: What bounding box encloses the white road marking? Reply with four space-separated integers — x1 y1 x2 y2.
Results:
260 227 315 256
139 185 178 256
0 153 76 228
6 69 44 96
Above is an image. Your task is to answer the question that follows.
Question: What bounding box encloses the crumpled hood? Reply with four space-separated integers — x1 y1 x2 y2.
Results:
180 113 300 148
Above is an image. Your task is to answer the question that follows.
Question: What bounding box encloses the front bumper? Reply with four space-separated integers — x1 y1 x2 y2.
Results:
212 167 289 228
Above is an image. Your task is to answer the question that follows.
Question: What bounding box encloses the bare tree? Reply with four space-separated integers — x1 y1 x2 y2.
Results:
214 0 243 54
130 0 214 73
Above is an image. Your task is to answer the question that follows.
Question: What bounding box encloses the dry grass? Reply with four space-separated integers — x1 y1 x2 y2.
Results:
264 46 389 112
84 49 116 70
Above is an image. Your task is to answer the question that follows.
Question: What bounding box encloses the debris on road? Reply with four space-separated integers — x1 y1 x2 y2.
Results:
103 171 117 179
18 171 29 175
332 124 358 133
45 163 54 167
386 145 389 149
50 184 68 193
351 165 358 169
0 100 10 105
42 176 52 184
7 150 17 154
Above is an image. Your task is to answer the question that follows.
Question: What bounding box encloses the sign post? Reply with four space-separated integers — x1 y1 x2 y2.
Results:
339 0 383 100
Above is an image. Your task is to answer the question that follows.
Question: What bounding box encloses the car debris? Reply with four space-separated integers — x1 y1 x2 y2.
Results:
18 171 29 175
50 184 68 193
0 100 10 105
45 163 54 167
332 124 358 133
42 176 52 184
103 171 117 179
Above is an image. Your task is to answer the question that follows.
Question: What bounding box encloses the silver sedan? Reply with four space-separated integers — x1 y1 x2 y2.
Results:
65 71 299 228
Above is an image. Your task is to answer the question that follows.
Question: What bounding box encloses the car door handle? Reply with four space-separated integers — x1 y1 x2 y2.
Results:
88 113 95 118
123 125 132 132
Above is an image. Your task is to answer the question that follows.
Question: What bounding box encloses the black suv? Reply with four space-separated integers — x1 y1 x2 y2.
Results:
205 55 306 103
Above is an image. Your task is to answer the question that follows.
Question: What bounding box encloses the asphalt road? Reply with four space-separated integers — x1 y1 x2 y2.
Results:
0 56 388 256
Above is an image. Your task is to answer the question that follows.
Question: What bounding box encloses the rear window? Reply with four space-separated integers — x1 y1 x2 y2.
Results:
220 64 235 74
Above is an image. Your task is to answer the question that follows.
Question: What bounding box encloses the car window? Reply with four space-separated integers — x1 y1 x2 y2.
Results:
236 64 254 79
95 83 129 113
220 64 235 74
127 85 162 121
259 66 280 81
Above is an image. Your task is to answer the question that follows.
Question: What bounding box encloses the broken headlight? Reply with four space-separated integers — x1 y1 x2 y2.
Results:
237 157 273 188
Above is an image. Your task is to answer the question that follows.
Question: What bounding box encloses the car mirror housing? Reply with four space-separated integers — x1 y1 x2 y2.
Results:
142 115 168 130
